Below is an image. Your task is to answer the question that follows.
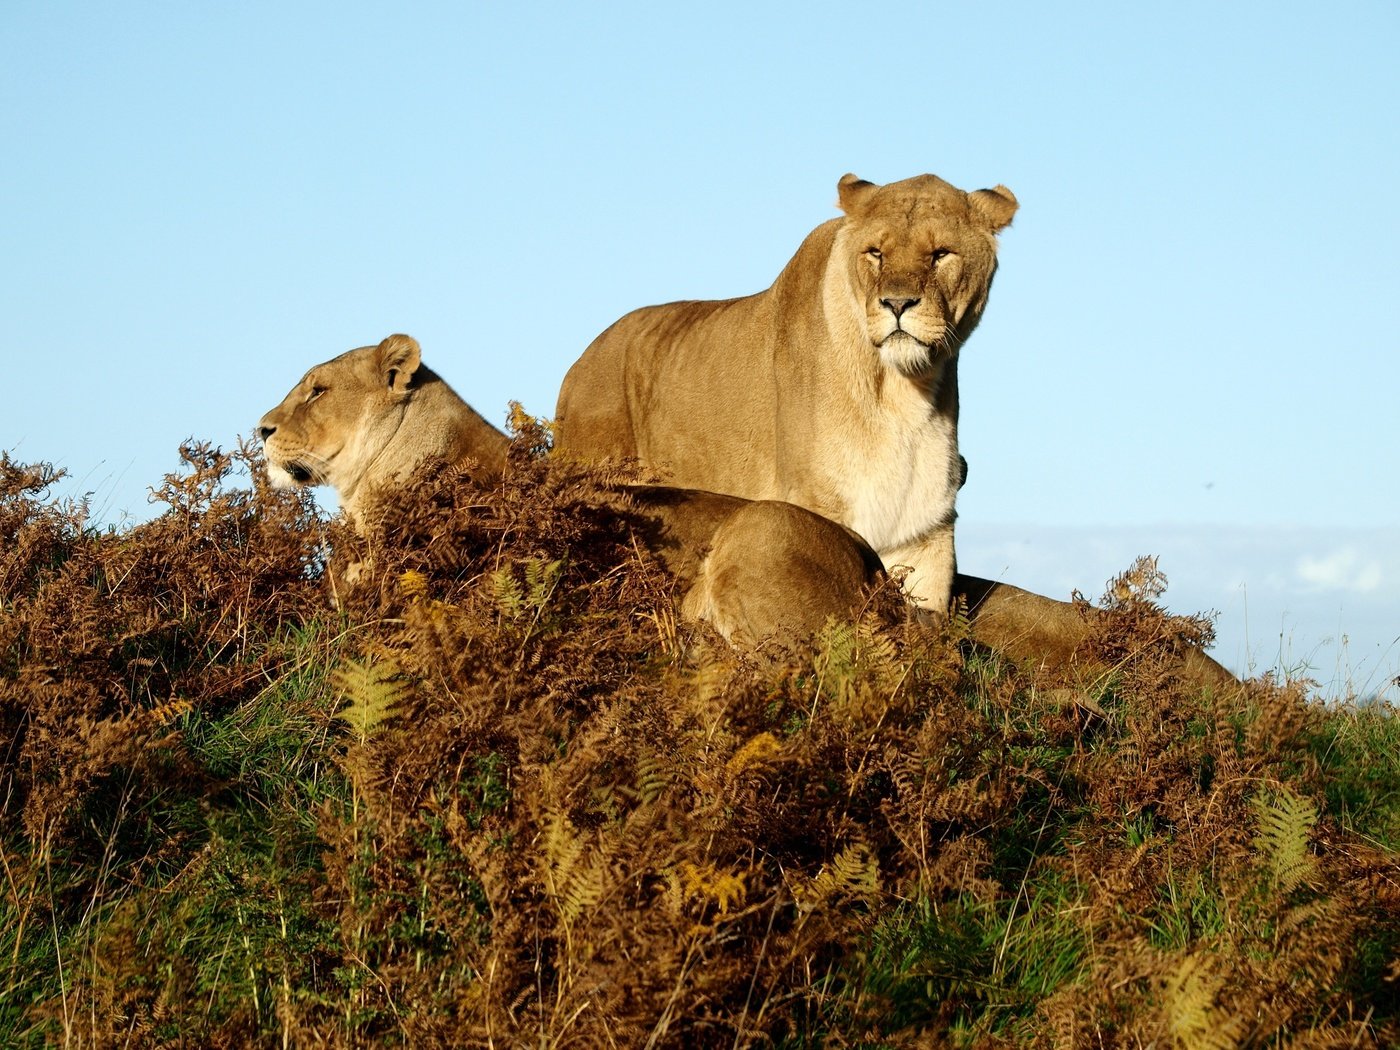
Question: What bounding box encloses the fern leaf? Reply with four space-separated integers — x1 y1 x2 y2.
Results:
635 752 671 804
692 651 730 708
540 810 605 926
1103 555 1168 606
814 619 858 705
490 568 525 620
146 697 194 725
397 569 429 600
1160 953 1244 1050
855 612 898 672
727 732 782 776
828 842 880 898
795 843 879 912
491 556 565 623
524 556 564 611
678 861 747 915
1252 788 1318 895
561 867 605 925
331 656 410 740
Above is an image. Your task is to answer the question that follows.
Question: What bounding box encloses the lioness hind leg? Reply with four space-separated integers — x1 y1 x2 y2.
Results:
682 501 883 645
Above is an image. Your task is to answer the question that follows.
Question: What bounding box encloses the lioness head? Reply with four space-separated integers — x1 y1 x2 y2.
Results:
257 334 426 506
834 173 1017 377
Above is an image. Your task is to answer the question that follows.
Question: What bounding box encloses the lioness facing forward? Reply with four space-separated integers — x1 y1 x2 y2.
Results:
257 334 884 645
556 173 1017 614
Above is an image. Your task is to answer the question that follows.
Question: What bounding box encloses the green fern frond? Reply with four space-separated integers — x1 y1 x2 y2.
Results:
490 568 525 620
634 751 671 805
330 656 410 741
813 613 903 713
1252 788 1318 895
491 556 565 623
795 843 879 913
814 619 858 706
855 611 898 670
817 618 857 677
1161 953 1244 1050
541 810 605 926
524 556 564 609
828 842 880 898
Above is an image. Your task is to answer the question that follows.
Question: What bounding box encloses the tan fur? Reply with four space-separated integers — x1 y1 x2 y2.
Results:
956 577 1240 697
555 173 1017 614
258 334 507 528
258 335 884 645
260 336 1239 687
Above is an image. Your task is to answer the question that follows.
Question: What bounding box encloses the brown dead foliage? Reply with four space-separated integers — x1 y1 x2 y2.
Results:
301 439 969 1045
1 433 1396 1048
0 442 325 841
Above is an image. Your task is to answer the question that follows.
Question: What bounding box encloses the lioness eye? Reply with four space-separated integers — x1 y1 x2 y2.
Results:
931 248 951 264
864 246 882 260
306 386 326 402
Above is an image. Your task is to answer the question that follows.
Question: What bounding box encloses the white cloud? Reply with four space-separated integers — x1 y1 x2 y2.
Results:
1296 548 1385 593
960 523 1400 696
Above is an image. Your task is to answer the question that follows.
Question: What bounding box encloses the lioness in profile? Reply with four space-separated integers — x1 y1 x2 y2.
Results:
257 334 884 645
555 172 1017 615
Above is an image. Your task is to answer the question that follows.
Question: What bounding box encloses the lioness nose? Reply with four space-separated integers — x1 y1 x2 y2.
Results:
880 296 920 318
258 424 276 441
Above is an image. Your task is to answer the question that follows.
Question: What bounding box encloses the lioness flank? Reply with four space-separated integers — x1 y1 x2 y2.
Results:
555 172 1017 615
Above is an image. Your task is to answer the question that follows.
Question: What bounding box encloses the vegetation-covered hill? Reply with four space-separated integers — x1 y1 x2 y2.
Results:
2 433 1397 1047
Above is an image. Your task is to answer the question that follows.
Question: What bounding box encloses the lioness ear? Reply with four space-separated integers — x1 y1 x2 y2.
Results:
377 333 422 392
837 173 878 215
969 185 1018 232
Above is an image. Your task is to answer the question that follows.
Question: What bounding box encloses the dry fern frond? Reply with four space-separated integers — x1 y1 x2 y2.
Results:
676 860 747 915
539 809 607 928
145 697 194 725
727 732 782 776
397 569 429 600
504 399 555 457
490 555 564 623
1104 554 1169 607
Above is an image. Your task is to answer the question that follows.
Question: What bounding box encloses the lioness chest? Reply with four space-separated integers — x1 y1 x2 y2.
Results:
818 401 958 555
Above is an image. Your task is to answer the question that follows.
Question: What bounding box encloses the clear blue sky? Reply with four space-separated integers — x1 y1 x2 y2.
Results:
4 1 1397 691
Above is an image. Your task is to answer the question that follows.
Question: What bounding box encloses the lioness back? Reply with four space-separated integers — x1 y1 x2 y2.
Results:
556 174 1016 613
